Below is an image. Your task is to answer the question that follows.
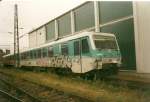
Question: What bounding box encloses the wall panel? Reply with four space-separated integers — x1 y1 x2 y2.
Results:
29 32 36 48
99 1 133 24
36 27 46 45
58 13 71 37
46 21 55 41
101 18 136 69
74 2 95 32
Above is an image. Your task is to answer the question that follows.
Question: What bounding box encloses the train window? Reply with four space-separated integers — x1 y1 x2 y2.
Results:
27 51 30 59
21 53 23 59
32 50 34 58
32 50 34 59
21 53 24 59
10 56 12 60
81 38 90 54
8 56 10 60
25 52 27 59
42 47 48 58
37 49 41 58
48 46 53 57
23 53 25 59
11 56 13 60
61 43 68 55
24 52 27 59
30 50 35 59
30 51 33 59
33 50 37 58
24 52 26 59
74 41 80 56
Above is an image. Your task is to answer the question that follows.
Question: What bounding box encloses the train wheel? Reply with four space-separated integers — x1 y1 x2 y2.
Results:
110 64 119 75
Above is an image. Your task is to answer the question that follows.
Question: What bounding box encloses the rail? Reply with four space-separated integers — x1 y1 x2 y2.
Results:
0 89 23 102
0 78 42 102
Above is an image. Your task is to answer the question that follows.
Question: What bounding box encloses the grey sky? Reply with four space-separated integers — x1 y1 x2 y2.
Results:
0 0 85 51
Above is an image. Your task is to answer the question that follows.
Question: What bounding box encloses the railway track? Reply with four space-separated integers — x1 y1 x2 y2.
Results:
1 68 150 91
0 68 150 102
0 71 93 102
0 94 10 102
0 89 23 102
0 78 42 102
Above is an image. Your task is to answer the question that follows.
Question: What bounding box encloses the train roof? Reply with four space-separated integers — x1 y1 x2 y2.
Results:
3 31 115 57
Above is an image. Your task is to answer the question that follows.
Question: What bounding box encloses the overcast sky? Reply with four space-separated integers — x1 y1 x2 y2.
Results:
0 0 85 51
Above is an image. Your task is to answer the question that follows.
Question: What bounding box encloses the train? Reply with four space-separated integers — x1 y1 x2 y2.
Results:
3 32 121 78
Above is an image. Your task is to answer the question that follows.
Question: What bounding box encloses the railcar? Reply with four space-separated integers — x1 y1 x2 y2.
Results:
3 32 121 75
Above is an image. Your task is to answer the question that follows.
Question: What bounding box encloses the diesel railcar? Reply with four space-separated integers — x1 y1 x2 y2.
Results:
3 32 121 74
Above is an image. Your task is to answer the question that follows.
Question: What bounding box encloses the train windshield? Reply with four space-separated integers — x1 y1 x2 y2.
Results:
93 35 118 50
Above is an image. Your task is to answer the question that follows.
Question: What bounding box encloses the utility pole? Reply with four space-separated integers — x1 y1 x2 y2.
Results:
14 4 20 68
14 4 16 67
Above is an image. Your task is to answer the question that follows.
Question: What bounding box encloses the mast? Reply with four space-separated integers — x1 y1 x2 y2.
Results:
14 4 20 68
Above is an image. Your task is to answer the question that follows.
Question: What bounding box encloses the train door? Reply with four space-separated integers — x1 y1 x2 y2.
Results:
80 37 93 73
71 37 92 73
71 39 82 73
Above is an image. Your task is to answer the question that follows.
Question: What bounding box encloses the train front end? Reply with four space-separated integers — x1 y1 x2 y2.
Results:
91 33 121 73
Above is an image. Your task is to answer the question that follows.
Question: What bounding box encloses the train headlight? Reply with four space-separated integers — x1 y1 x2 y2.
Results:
112 60 117 63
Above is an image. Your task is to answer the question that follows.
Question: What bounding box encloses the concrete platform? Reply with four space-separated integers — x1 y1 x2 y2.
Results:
118 70 150 84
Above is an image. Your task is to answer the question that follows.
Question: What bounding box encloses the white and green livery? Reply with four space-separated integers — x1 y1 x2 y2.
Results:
3 32 121 74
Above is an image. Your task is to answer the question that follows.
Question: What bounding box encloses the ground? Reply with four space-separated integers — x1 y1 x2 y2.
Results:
0 68 150 102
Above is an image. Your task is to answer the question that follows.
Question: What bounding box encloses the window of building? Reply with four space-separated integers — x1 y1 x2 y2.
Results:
58 13 71 37
98 1 133 24
46 21 55 41
61 43 68 55
74 2 95 31
81 38 90 54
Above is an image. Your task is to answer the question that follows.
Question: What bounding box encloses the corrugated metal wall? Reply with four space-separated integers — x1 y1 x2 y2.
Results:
101 19 136 69
36 27 46 45
58 13 71 37
74 2 95 32
29 31 36 48
29 1 136 70
99 2 133 23
99 1 136 69
45 21 55 41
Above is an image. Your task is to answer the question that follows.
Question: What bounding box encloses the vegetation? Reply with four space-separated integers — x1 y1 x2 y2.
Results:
0 68 150 102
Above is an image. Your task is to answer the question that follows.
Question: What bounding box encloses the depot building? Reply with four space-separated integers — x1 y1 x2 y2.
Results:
27 1 150 73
